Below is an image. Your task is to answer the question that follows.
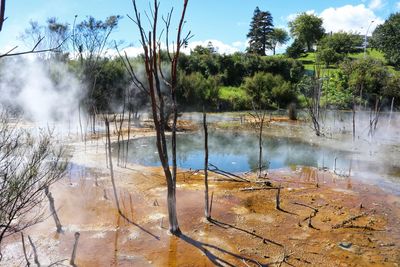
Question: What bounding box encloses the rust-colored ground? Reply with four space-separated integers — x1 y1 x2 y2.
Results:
1 123 400 267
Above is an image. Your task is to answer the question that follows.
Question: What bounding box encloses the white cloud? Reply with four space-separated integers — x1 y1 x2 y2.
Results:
286 10 316 22
111 40 243 57
182 40 240 55
396 1 400 10
320 4 383 34
368 0 385 10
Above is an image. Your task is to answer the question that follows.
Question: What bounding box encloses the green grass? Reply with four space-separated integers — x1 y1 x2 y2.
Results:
218 86 250 110
218 86 248 101
298 49 398 74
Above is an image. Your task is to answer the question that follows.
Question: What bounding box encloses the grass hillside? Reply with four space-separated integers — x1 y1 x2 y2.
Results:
298 49 398 74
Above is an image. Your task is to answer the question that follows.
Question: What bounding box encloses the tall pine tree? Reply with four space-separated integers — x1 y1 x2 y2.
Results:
247 7 274 56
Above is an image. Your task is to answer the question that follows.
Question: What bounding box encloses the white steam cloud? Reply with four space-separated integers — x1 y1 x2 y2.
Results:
0 57 85 127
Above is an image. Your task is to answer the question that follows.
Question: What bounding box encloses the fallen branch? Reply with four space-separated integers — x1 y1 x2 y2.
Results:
208 163 250 183
341 225 380 231
240 186 278 192
332 212 367 229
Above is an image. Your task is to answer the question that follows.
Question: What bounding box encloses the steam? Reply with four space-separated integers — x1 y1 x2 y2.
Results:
0 57 85 129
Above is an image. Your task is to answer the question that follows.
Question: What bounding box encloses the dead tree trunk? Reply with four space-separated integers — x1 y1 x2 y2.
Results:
44 185 63 233
125 108 132 168
388 97 395 126
203 111 210 220
249 107 267 177
126 0 190 235
258 116 264 177
105 117 121 213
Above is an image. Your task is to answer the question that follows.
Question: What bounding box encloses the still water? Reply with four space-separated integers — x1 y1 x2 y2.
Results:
119 130 352 173
117 129 400 194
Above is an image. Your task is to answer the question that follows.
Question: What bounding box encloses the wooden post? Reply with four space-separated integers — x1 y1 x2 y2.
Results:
275 186 281 210
70 232 80 267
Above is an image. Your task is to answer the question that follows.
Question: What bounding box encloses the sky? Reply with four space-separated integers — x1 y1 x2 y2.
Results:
0 0 399 55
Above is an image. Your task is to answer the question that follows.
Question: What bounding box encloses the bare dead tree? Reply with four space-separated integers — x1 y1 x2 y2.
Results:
121 0 191 235
368 96 382 138
0 1 67 58
298 69 324 137
249 103 268 178
203 111 210 220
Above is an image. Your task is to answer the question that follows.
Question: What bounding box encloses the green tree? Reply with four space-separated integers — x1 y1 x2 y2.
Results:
288 13 325 52
321 72 352 109
320 31 363 54
177 72 220 108
247 7 274 56
271 28 289 55
244 72 293 108
371 12 400 68
286 39 305 58
316 47 342 68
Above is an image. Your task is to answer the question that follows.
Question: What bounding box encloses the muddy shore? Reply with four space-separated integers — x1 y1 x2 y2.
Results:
1 119 400 267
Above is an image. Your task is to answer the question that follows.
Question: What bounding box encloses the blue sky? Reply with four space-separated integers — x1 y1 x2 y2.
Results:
0 0 399 55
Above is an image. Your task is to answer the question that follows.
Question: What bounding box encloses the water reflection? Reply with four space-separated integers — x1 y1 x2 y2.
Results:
119 130 350 173
116 129 400 194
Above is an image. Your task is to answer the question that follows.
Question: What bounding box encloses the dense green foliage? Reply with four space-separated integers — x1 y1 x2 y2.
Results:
286 39 306 59
371 13 400 69
316 32 363 68
11 9 400 116
289 13 325 52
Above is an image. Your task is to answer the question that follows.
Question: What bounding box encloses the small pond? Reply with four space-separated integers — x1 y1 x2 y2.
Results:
120 131 351 172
